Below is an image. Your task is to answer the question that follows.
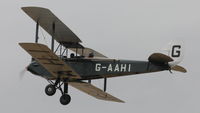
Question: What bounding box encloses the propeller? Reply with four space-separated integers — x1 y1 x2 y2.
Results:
19 67 28 80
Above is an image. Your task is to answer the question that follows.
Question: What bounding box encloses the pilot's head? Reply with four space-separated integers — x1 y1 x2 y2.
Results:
70 53 75 58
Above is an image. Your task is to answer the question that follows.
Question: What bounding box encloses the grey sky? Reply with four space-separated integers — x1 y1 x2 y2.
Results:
0 0 198 113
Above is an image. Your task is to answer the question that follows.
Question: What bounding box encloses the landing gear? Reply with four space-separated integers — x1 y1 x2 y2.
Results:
45 84 56 96
59 82 71 105
60 94 71 105
45 79 71 105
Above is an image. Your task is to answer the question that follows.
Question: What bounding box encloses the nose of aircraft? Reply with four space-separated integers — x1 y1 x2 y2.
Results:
27 65 37 75
27 62 40 75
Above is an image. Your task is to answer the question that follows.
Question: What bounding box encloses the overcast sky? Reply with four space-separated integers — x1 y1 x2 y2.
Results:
0 0 199 113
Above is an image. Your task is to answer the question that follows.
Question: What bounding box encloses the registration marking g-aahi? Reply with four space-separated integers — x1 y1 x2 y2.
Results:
95 63 131 72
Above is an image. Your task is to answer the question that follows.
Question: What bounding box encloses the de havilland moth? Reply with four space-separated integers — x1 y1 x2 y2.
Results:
19 7 187 105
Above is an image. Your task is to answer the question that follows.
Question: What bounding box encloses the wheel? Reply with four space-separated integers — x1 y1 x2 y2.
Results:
45 84 56 96
60 94 71 105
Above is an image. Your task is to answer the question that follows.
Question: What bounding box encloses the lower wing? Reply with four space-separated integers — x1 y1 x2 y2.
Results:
69 81 124 103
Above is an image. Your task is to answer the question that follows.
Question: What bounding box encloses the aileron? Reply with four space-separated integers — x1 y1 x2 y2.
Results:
69 82 124 103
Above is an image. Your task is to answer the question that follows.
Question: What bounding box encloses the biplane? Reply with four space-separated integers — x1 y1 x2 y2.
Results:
19 7 187 105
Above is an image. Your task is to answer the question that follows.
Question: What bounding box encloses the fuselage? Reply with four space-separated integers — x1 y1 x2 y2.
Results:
27 58 169 80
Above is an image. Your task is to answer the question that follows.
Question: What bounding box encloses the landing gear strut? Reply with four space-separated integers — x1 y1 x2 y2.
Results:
60 83 71 105
45 84 56 96
45 79 71 105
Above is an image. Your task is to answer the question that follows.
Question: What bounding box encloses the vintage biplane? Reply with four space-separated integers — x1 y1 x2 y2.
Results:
19 7 187 105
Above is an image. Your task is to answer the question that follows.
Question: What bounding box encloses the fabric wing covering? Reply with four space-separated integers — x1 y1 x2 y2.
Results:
22 7 83 48
19 43 81 79
69 81 124 103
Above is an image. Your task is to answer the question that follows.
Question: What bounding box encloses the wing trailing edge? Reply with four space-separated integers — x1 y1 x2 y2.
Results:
69 81 124 103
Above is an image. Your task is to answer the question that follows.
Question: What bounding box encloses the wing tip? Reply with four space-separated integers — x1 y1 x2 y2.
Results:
118 100 125 103
18 43 25 47
110 98 125 103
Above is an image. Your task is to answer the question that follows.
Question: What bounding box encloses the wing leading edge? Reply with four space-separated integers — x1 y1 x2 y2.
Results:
22 7 83 48
19 43 81 79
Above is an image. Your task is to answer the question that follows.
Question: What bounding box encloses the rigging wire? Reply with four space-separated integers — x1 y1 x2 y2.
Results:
39 27 62 55
40 27 49 45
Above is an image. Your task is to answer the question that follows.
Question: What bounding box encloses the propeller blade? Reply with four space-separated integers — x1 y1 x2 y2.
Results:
19 67 27 80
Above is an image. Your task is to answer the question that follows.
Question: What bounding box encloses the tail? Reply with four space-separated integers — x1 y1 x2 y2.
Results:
164 41 184 67
148 41 187 73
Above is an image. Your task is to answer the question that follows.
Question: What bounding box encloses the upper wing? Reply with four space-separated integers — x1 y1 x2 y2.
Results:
69 81 124 103
22 7 83 48
19 43 81 79
70 48 107 58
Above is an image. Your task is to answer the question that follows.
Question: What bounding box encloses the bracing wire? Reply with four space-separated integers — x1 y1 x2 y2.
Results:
40 27 49 45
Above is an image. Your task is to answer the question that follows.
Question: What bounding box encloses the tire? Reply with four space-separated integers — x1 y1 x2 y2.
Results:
45 84 56 96
60 94 71 105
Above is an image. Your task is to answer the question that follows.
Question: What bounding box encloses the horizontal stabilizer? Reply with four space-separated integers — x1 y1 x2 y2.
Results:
148 53 173 64
171 65 187 73
19 43 81 79
69 82 124 103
